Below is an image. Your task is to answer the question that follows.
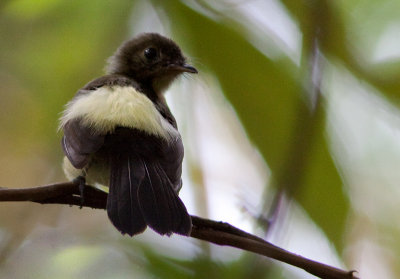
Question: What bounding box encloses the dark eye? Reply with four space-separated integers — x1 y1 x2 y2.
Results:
144 47 158 61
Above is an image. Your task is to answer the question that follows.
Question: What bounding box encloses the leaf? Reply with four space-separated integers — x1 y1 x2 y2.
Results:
154 1 350 251
283 0 400 104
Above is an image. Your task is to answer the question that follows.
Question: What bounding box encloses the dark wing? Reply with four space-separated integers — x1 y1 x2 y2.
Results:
159 136 184 193
62 119 104 169
154 98 185 193
62 74 141 169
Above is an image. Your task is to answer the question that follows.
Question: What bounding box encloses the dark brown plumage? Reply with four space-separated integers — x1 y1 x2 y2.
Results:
60 33 197 236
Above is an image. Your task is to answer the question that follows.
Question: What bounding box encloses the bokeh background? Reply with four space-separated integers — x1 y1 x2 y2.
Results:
1 0 400 278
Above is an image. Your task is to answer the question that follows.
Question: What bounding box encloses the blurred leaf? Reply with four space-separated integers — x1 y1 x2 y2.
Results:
337 0 400 104
153 1 349 251
139 245 280 279
290 100 349 250
154 0 299 176
0 0 135 159
283 0 400 104
4 0 59 19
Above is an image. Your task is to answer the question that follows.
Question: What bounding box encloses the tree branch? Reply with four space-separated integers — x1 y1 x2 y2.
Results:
0 183 358 279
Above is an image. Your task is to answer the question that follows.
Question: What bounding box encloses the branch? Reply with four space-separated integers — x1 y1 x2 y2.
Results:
0 183 358 279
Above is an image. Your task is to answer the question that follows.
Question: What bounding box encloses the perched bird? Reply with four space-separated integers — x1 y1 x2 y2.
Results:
59 33 197 236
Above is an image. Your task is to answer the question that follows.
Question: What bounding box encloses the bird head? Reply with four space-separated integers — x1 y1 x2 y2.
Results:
107 33 197 93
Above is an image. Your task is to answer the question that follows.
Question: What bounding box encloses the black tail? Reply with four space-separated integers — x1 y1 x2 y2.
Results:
107 154 147 236
107 154 191 236
138 161 191 236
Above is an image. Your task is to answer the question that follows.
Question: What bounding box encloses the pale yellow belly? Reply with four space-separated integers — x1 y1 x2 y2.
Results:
63 156 110 187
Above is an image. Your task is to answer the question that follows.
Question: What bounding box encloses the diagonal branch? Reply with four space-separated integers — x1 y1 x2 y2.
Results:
0 182 358 279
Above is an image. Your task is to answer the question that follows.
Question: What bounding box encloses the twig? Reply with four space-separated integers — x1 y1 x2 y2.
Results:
0 183 358 279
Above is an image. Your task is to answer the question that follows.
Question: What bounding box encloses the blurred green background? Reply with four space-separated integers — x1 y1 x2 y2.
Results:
1 0 400 278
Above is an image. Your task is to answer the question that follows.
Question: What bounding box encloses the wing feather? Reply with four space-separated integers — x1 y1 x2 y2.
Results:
62 119 104 169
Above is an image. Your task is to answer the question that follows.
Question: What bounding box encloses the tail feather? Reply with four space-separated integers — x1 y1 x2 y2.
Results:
107 154 147 236
160 169 191 235
107 154 191 236
138 161 191 236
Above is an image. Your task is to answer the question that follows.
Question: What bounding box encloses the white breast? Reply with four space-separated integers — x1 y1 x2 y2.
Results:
59 86 177 141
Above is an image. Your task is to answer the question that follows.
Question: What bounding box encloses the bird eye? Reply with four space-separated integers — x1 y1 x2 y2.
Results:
144 47 158 61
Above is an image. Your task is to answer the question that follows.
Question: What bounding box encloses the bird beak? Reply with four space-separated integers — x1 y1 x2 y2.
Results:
169 63 198 74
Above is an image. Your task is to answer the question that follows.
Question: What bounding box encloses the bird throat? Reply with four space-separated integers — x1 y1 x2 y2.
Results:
151 72 179 95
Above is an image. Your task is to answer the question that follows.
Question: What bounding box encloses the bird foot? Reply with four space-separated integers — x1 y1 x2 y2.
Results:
73 176 86 208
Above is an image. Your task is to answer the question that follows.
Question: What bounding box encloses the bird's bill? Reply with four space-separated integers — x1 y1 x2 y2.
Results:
169 63 198 74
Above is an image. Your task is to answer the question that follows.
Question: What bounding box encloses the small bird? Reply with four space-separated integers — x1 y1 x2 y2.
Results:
59 33 197 236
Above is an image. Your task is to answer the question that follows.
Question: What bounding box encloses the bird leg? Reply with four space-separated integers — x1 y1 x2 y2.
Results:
73 175 86 208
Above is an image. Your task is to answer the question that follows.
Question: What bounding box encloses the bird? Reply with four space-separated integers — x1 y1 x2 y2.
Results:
59 33 197 236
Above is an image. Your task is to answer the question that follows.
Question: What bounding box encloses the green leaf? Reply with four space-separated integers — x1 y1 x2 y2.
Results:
155 0 349 251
